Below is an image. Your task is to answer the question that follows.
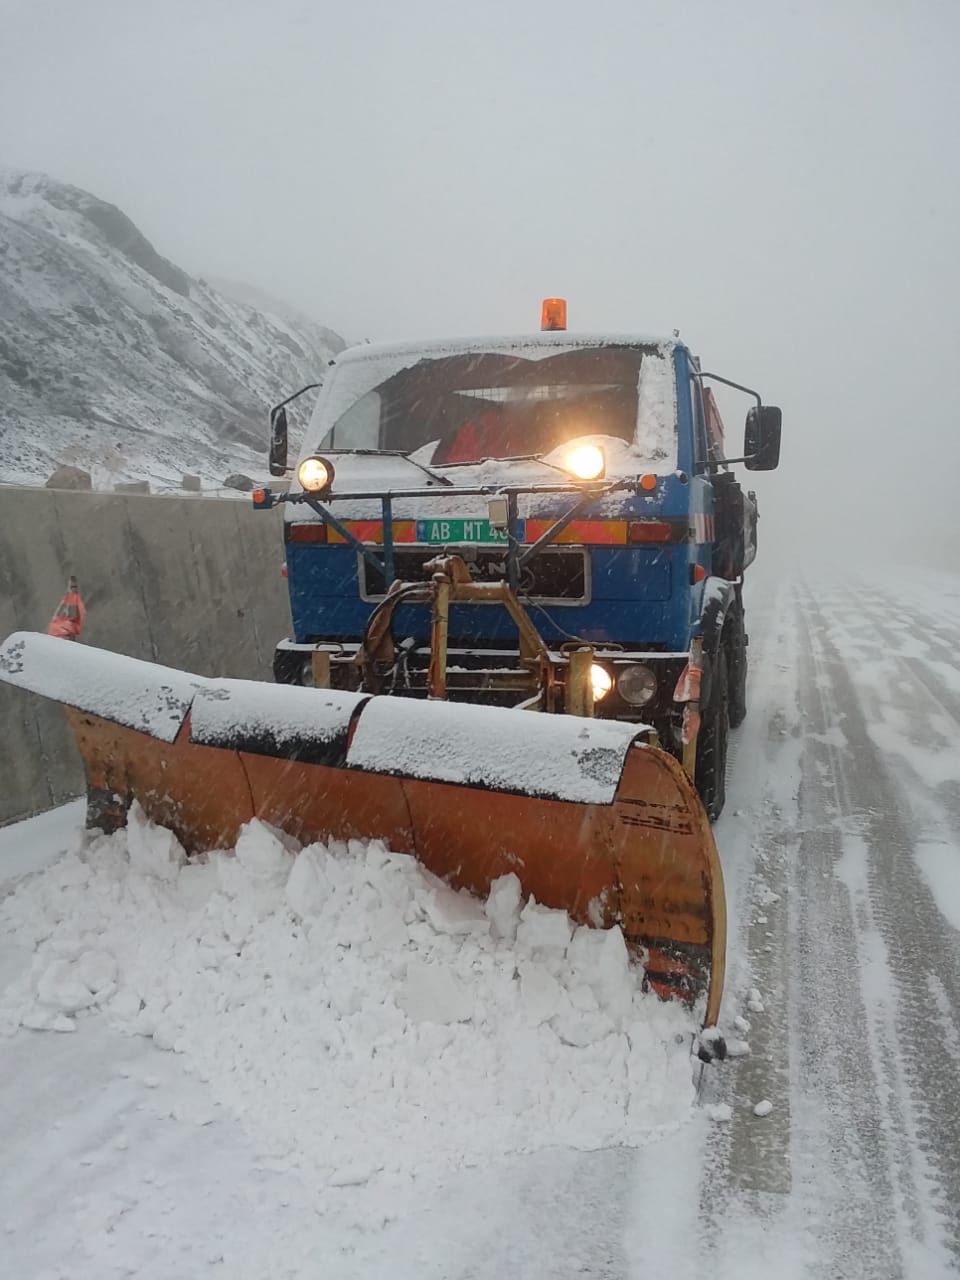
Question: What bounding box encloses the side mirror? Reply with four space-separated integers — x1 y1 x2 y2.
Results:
269 405 288 477
744 405 781 471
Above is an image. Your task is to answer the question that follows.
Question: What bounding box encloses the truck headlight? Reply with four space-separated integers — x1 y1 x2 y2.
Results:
617 664 657 706
565 444 605 481
590 663 613 701
297 456 335 494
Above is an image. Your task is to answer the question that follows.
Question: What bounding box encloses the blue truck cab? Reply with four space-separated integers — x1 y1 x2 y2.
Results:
258 315 781 818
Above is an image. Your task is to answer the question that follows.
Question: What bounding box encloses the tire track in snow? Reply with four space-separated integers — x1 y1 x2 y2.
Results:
822 581 960 1060
693 583 798 1263
839 583 960 838
797 583 960 1275
792 593 913 1276
627 579 803 1278
842 583 960 719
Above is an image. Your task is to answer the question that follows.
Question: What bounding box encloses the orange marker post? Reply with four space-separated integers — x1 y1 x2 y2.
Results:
47 576 86 641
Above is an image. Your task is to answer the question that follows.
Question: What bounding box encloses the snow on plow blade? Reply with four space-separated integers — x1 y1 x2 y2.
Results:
0 632 726 1027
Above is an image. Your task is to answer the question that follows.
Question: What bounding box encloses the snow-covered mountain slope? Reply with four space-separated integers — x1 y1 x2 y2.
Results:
207 276 345 354
0 172 344 488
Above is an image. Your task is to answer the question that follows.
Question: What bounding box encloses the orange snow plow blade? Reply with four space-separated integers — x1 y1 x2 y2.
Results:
0 632 726 1029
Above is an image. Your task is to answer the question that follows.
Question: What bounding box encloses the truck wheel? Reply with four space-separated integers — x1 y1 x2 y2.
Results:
726 607 748 729
696 647 729 821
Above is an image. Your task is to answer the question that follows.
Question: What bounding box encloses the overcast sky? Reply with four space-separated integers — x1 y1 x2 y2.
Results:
2 0 958 562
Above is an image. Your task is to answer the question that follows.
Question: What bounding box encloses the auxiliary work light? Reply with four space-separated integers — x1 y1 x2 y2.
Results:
590 663 613 701
297 456 335 495
565 444 606 481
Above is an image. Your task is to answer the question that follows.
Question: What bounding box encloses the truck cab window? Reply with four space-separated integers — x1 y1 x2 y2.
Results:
312 345 677 472
319 392 380 451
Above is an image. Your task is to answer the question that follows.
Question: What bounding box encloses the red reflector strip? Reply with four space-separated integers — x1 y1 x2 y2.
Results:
287 521 419 545
627 521 674 544
327 522 418 545
328 520 381 543
523 520 627 545
286 523 328 544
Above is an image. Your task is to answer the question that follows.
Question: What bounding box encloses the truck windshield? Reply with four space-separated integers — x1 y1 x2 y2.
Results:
315 346 675 467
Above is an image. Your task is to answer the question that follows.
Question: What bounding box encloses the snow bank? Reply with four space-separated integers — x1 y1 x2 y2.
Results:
0 808 695 1193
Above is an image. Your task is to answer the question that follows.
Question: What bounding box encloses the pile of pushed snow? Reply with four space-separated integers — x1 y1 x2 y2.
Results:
0 806 695 1190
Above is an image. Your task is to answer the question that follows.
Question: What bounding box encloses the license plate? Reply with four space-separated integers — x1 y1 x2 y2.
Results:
414 518 525 544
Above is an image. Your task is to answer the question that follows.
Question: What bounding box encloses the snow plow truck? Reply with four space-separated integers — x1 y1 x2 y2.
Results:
0 300 780 1039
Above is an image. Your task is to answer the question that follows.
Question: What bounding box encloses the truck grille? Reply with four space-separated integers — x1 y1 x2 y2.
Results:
360 547 588 603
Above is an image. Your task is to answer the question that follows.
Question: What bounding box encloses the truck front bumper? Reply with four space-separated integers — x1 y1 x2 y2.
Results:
273 637 688 744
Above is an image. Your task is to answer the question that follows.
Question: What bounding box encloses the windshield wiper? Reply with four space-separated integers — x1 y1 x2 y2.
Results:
429 452 567 475
325 449 453 486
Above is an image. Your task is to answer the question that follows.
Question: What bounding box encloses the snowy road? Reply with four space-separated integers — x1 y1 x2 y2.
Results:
688 572 960 1278
1 571 959 1278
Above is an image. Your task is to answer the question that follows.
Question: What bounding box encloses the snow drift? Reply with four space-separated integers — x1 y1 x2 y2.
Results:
0 807 696 1192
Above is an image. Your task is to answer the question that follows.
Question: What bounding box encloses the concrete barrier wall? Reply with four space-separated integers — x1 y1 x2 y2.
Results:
0 488 291 825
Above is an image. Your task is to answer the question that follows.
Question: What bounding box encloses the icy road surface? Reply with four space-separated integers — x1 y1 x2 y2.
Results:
1 570 959 1278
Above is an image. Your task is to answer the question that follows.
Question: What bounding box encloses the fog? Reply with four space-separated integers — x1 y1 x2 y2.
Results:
2 0 958 565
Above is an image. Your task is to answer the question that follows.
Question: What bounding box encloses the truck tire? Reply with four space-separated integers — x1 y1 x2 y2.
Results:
726 605 748 729
696 646 729 821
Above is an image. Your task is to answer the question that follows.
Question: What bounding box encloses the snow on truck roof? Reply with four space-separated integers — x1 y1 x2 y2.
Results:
331 331 680 367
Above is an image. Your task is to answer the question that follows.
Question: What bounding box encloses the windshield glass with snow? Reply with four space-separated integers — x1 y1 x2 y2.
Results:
313 345 676 468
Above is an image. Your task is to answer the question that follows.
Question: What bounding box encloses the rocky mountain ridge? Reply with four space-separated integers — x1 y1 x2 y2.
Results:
0 171 343 488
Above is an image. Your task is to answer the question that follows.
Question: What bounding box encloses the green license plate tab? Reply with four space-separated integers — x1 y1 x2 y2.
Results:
414 518 523 544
